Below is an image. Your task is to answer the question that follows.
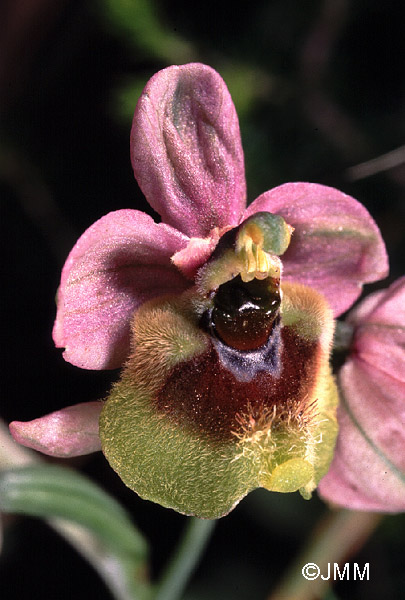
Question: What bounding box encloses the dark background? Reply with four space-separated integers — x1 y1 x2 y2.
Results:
1 0 404 598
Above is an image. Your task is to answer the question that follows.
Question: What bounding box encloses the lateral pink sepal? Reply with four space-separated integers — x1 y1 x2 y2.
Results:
53 209 189 370
242 182 389 316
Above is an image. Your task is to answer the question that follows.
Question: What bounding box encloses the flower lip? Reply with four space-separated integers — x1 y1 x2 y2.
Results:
152 310 322 439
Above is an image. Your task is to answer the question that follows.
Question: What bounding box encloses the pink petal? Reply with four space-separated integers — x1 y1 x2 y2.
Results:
130 63 246 238
348 276 405 328
242 182 389 316
318 358 405 512
355 327 405 383
9 402 103 458
54 209 189 370
171 227 224 279
344 289 386 324
350 277 405 382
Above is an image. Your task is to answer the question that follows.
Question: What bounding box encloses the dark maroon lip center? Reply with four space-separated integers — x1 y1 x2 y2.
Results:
153 326 319 442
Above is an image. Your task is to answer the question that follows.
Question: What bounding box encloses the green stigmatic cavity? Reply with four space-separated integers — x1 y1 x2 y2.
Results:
236 211 293 257
99 279 338 518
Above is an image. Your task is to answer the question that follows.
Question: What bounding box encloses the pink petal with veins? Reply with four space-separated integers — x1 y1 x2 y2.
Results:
319 278 405 511
318 360 405 511
9 402 103 458
131 63 246 238
53 209 189 370
243 182 388 316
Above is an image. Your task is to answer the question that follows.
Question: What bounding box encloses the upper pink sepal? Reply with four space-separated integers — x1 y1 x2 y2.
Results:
242 182 389 316
130 63 246 238
9 402 103 458
53 209 189 370
318 278 405 512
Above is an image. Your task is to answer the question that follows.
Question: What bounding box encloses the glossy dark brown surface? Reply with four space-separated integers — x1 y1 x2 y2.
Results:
211 275 280 351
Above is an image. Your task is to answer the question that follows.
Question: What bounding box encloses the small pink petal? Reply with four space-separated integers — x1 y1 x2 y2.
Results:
243 182 389 317
171 227 225 279
9 402 103 458
54 209 189 370
318 358 405 512
131 63 246 238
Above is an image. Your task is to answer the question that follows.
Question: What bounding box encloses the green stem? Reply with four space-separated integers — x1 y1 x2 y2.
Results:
49 517 150 600
154 517 216 600
268 508 382 600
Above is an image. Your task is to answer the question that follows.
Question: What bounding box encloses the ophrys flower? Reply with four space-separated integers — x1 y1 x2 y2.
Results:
10 63 388 518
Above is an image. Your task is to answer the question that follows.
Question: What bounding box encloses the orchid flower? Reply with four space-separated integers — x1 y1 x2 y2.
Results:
318 277 405 512
10 63 388 518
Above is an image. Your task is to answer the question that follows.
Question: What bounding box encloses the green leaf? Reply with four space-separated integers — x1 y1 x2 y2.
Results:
0 465 150 599
0 465 146 555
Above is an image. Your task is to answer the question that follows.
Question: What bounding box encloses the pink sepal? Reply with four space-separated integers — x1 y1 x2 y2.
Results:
53 209 189 370
318 360 405 512
131 63 246 238
350 276 405 382
319 278 405 512
348 276 405 328
243 182 389 317
9 402 103 458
